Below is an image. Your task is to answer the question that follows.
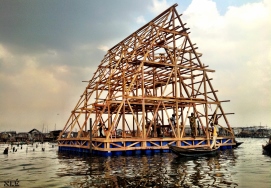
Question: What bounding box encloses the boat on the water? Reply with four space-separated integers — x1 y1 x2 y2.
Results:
233 140 243 149
168 144 220 157
262 137 271 154
3 147 8 155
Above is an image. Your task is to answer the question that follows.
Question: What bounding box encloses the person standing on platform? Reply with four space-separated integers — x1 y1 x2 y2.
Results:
197 120 201 136
210 123 217 149
189 113 196 138
157 123 161 137
170 114 176 137
170 114 176 126
98 123 104 137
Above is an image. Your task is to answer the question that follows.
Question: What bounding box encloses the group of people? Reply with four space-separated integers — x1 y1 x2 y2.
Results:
169 113 198 137
170 112 218 149
3 143 47 154
145 113 201 138
97 123 118 138
96 113 218 149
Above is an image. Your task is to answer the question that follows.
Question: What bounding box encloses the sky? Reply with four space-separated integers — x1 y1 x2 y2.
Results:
0 0 270 132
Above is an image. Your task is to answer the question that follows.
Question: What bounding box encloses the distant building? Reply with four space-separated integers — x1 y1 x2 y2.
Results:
235 126 271 138
29 129 44 141
232 127 242 135
50 130 62 141
5 131 17 137
0 131 16 142
0 132 8 142
60 131 78 138
16 132 30 142
254 128 271 138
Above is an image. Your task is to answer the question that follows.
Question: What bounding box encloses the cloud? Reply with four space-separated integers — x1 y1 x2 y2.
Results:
149 0 171 15
0 44 88 131
136 16 146 24
182 0 271 126
98 45 109 52
0 1 155 132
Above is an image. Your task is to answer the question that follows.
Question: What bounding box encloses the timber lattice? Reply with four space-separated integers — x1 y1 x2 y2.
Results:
58 3 235 154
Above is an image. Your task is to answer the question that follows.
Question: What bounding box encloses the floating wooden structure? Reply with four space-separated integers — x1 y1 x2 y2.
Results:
58 4 236 156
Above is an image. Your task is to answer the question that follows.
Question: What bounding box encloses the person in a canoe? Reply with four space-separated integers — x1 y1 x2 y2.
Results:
210 123 217 149
3 147 9 154
265 135 271 144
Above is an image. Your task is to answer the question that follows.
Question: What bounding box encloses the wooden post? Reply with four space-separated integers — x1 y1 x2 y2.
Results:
89 118 92 153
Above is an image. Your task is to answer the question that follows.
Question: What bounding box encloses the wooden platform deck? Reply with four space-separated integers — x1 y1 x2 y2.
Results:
58 135 235 156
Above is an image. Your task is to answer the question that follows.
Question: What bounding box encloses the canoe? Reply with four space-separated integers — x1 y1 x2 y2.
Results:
262 143 271 154
168 144 220 157
233 141 243 149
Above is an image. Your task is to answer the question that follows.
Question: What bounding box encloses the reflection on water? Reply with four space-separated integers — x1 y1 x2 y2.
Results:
56 149 238 187
1 138 271 187
170 150 238 187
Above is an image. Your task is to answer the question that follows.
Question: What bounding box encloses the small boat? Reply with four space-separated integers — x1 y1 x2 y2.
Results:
233 140 243 149
3 147 9 155
262 143 271 154
262 137 271 154
168 144 220 157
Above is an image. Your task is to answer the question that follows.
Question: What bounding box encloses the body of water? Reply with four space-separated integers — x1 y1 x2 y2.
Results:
0 138 271 188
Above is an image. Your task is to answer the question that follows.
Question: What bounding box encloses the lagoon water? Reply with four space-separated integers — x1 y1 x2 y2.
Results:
0 138 271 188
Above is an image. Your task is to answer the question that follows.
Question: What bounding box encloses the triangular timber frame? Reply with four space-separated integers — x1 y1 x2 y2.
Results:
58 4 235 151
